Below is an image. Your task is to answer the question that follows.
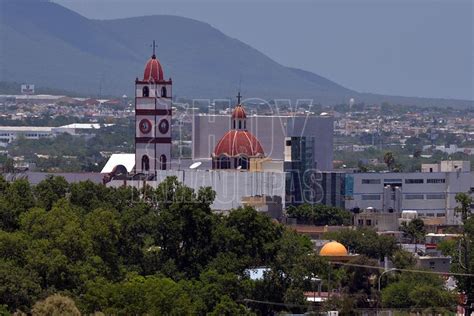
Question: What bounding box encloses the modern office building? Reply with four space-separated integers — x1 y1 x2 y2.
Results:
345 161 474 224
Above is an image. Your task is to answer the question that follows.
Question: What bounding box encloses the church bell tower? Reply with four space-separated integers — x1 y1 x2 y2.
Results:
135 41 172 174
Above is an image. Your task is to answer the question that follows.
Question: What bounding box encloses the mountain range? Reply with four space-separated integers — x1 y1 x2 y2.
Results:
0 0 472 107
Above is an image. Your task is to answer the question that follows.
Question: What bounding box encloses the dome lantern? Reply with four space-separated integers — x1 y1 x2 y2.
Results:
212 93 265 170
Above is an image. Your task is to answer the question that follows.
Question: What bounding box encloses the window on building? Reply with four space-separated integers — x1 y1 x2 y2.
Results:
141 155 150 171
384 179 402 182
405 194 424 200
161 86 167 97
358 219 364 225
238 121 242 129
160 154 167 170
427 179 445 184
405 179 424 184
366 219 372 226
362 179 381 184
218 156 231 169
426 193 445 200
362 194 381 200
142 86 150 97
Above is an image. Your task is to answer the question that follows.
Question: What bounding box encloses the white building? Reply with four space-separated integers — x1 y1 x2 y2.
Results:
0 124 114 145
52 123 114 136
0 126 54 144
345 161 474 224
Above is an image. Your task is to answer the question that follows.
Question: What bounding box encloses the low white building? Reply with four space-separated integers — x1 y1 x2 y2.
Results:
0 126 54 144
0 123 114 144
52 123 114 136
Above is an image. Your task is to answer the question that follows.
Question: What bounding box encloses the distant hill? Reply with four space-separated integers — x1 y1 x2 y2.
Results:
0 0 472 107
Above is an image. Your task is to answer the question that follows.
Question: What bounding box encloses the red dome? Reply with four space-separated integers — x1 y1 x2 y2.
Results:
213 130 265 157
143 55 164 82
232 105 247 119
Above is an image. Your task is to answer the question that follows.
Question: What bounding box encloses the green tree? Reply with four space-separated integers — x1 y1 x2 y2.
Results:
219 206 283 267
84 208 121 278
82 275 197 315
383 151 395 171
0 179 35 231
391 249 416 269
400 217 426 251
0 230 29 266
154 177 218 277
286 204 351 226
20 201 95 291
381 272 456 312
209 295 255 316
69 180 109 213
34 175 69 211
325 228 399 260
0 260 41 312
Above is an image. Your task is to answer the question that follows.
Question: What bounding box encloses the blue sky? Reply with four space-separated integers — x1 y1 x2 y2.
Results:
55 0 473 100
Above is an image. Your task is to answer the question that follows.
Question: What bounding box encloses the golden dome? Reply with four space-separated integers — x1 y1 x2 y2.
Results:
319 241 348 256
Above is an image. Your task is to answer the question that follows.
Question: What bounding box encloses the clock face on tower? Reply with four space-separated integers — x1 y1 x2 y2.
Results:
158 119 169 134
139 119 152 134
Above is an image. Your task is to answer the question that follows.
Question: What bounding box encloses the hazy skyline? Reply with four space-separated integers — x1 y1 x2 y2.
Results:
55 0 473 100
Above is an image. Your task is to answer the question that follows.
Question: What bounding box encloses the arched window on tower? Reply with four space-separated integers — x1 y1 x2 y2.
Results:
238 120 242 129
160 154 167 170
233 120 236 129
161 86 167 98
141 155 150 171
142 86 150 97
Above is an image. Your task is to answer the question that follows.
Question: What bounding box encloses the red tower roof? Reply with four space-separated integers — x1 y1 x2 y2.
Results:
213 130 265 157
143 55 164 82
232 105 247 119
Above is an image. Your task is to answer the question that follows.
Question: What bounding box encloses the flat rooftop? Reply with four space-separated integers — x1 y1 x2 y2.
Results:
0 126 53 132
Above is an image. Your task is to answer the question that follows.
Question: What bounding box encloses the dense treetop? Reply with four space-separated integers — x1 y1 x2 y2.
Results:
0 175 458 314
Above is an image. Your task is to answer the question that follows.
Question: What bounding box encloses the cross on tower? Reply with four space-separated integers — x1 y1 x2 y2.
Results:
236 91 242 105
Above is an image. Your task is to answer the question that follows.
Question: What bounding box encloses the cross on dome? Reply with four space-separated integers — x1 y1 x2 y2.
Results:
143 40 164 81
151 40 157 59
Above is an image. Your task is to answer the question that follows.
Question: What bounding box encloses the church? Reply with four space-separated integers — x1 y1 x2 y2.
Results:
102 47 338 214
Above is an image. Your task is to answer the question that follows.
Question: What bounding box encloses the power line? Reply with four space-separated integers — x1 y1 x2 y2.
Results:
329 261 474 277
